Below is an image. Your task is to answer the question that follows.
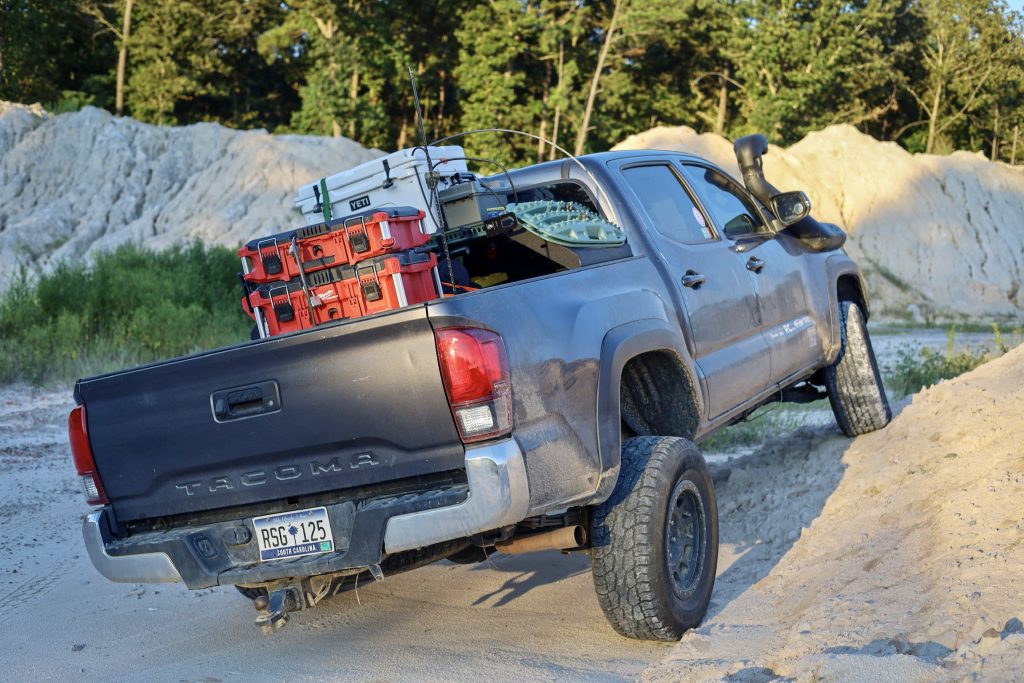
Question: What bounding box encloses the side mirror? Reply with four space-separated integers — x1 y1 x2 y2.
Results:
770 191 812 226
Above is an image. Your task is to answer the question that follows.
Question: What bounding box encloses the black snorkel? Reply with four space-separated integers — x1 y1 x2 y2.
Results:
733 133 847 252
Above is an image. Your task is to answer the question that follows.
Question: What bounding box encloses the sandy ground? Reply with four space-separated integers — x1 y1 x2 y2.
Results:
1 334 1021 681
648 343 1024 682
0 385 666 682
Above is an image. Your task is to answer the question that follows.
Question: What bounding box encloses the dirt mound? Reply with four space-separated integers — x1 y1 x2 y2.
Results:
645 345 1024 681
0 104 380 289
616 125 1024 322
4 104 1021 323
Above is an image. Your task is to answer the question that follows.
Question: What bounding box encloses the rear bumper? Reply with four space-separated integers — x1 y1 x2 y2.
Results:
383 438 529 552
83 511 182 583
82 439 529 588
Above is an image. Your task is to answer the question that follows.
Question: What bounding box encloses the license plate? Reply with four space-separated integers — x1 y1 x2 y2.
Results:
252 507 335 562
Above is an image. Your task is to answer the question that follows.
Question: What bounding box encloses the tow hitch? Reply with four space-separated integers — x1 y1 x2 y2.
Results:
254 588 297 633
249 564 385 634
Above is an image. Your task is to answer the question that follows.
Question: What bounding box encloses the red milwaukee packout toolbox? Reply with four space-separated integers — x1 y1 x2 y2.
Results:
242 250 440 336
240 206 429 284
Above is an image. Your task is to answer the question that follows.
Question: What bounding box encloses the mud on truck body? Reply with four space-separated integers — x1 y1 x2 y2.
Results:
70 135 890 640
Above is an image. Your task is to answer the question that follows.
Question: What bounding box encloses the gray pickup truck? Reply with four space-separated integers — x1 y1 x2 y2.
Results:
69 135 890 641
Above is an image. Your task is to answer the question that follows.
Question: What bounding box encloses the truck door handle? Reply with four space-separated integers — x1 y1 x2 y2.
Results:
681 270 705 289
746 257 766 273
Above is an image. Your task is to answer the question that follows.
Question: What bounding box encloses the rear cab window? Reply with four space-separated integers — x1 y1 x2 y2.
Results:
442 178 631 291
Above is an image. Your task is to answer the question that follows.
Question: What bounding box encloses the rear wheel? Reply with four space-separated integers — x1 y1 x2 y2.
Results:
591 436 718 641
825 301 891 436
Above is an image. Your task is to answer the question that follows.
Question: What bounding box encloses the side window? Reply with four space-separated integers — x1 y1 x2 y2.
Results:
621 165 715 244
517 181 601 214
679 164 766 239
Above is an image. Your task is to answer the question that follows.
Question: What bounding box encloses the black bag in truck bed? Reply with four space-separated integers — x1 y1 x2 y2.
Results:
75 306 464 523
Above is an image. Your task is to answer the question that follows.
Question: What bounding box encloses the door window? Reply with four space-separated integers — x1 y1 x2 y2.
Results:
679 164 767 239
621 165 715 244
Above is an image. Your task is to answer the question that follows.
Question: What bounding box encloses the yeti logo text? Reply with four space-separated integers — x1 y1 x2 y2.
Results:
349 195 371 211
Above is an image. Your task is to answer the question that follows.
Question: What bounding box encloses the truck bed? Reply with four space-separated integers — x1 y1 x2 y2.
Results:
75 306 464 523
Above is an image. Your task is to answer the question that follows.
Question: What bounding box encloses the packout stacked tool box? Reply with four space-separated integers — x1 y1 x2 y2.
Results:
240 205 440 338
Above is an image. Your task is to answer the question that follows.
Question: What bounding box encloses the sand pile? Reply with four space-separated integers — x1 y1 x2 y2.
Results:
3 102 1021 322
645 344 1024 681
0 103 379 289
616 125 1024 322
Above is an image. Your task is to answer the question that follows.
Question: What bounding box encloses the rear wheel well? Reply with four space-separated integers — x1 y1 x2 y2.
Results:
620 351 699 440
836 274 867 318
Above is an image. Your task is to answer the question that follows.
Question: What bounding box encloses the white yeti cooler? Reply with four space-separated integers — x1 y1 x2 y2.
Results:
294 146 468 233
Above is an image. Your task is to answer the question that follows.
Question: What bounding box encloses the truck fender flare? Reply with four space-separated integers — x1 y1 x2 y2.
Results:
824 256 870 363
593 319 698 504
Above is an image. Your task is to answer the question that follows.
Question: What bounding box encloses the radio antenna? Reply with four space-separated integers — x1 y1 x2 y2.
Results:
409 66 456 295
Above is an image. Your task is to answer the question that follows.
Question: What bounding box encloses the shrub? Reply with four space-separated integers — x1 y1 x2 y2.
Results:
0 242 250 385
890 326 999 396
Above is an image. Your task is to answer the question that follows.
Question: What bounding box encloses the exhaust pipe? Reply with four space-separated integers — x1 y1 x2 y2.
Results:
496 525 587 554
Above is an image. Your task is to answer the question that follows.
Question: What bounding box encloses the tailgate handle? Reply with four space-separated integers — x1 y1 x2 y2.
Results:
212 381 281 422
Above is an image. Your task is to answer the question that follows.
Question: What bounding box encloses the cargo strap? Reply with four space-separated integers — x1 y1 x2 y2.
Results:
319 178 333 221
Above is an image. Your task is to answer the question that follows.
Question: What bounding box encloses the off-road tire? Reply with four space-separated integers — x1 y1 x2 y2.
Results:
825 301 891 436
591 436 718 641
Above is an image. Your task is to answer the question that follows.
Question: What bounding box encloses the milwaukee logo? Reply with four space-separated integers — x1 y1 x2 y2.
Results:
174 454 377 496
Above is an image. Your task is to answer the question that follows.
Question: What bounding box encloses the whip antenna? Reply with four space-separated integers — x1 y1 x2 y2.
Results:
409 66 456 295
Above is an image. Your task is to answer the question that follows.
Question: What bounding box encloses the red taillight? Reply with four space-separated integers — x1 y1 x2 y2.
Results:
69 405 109 506
435 327 513 443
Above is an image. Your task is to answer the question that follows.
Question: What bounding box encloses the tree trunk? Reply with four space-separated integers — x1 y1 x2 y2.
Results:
437 72 447 139
397 112 408 149
349 68 359 139
714 70 728 136
1012 125 1019 165
991 105 1000 162
550 40 564 161
537 117 548 164
115 0 133 117
574 0 623 156
926 82 942 154
538 61 551 163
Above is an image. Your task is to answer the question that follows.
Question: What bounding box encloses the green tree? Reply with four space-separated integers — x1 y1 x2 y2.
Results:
261 1 393 146
904 0 1023 154
0 0 114 108
731 0 906 144
128 0 293 128
453 0 545 164
592 0 711 149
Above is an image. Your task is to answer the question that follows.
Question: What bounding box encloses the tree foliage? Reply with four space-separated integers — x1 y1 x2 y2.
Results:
1 0 1022 162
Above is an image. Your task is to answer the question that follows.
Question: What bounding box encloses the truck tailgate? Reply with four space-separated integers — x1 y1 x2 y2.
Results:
75 307 463 522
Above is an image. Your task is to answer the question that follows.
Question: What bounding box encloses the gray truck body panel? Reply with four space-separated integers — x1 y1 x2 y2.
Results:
75 149 866 588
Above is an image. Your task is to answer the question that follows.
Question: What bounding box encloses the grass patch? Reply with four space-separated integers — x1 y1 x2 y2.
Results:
0 242 251 385
700 400 830 453
869 319 1022 335
889 325 1020 396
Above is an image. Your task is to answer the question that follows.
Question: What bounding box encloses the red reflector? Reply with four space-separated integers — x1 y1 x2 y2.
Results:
435 328 509 405
69 405 109 505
